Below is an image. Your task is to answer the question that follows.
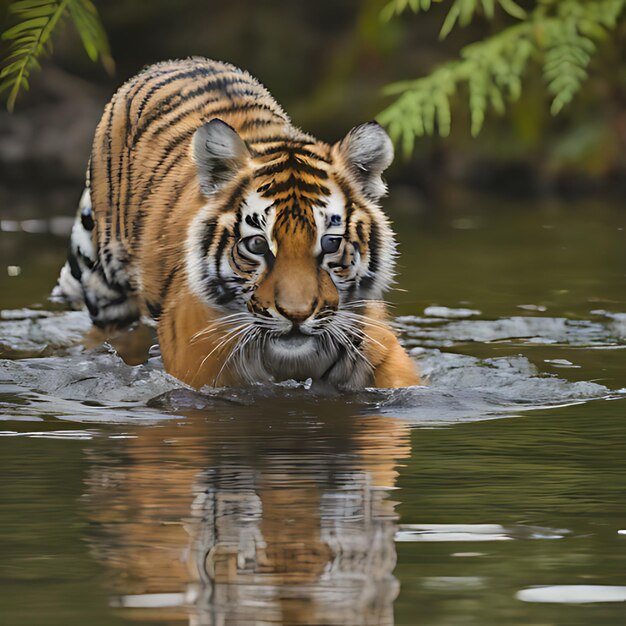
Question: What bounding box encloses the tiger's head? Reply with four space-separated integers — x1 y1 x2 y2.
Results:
185 119 396 384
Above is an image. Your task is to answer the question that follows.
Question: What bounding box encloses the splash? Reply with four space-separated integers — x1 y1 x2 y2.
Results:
0 308 623 427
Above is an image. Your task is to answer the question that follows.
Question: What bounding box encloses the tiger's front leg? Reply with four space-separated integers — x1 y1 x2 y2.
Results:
157 289 244 389
365 324 421 388
325 323 420 390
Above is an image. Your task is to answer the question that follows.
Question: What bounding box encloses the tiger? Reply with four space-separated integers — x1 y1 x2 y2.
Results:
52 57 419 390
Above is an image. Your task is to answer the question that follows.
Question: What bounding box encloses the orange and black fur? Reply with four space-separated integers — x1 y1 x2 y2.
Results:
52 58 419 390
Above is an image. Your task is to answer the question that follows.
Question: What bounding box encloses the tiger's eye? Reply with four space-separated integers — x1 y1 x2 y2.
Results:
321 235 342 254
243 235 269 255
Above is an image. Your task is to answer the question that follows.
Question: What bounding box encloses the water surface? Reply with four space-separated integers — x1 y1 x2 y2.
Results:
1 192 625 625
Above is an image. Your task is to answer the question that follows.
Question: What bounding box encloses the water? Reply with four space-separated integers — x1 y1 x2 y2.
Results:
1 191 625 625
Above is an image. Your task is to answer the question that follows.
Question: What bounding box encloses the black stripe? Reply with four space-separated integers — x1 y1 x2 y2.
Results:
212 227 231 275
239 116 276 132
201 219 218 253
121 64 181 241
84 296 99 317
133 63 217 125
215 176 251 213
292 159 330 178
231 246 261 275
249 135 306 146
116 78 144 239
337 177 357 223
202 100 278 121
166 177 189 212
213 283 238 306
146 300 162 319
199 219 218 288
80 208 94 231
253 144 317 158
209 282 239 305
152 178 191 282
254 158 329 180
68 252 81 281
76 247 94 270
137 131 193 206
133 74 260 145
138 102 270 210
269 190 321 208
230 247 246 273
101 293 128 309
355 220 366 244
134 78 253 238
103 96 116 245
267 176 330 197
146 79 260 140
361 219 379 292
209 227 238 305
132 67 223 144
132 67 212 138
159 265 179 304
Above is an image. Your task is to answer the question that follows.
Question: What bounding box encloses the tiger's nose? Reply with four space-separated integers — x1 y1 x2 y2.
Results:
275 299 318 325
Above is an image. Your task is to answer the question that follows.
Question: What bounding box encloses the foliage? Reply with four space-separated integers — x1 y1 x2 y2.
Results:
377 0 626 155
380 0 527 34
0 0 112 111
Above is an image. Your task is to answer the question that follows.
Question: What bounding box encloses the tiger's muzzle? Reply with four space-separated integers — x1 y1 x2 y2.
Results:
249 243 340 332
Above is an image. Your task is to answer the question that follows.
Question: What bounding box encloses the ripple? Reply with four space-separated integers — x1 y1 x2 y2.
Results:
0 309 91 357
398 315 619 347
0 429 99 440
516 585 626 604
395 523 570 542
0 309 620 426
423 306 481 319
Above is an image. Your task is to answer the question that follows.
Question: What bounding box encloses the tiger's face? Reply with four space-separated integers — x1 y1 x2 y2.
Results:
185 119 396 383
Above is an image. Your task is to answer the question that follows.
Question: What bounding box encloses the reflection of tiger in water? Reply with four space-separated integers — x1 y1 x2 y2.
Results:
85 406 409 625
52 57 419 390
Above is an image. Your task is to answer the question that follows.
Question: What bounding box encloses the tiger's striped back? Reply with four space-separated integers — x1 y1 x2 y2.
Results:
89 58 306 322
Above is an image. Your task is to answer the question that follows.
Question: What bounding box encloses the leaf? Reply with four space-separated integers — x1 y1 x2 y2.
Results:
402 125 415 158
434 91 451 136
68 0 114 72
2 17 48 40
497 0 526 20
439 2 461 39
459 0 478 27
380 0 626 154
1 0 114 110
380 2 398 22
481 0 495 19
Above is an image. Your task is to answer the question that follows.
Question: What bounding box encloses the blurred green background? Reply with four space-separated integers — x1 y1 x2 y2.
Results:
1 0 625 203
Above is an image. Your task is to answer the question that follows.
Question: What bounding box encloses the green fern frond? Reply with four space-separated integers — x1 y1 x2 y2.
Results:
542 19 595 114
67 0 112 72
1 0 113 111
541 0 623 114
380 0 443 22
440 0 526 38
378 0 626 154
380 0 526 37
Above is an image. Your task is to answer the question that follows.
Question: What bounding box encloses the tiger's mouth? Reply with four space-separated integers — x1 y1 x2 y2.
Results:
269 327 316 351
261 327 337 382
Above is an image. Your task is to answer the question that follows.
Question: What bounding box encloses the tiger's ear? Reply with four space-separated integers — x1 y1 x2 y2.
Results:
192 119 250 196
334 122 394 202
